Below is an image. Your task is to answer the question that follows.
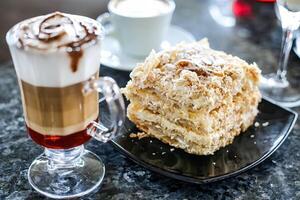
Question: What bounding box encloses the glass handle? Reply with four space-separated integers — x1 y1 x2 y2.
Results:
83 76 125 142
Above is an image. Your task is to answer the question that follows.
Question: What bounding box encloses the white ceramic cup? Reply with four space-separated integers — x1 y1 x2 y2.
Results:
97 0 175 57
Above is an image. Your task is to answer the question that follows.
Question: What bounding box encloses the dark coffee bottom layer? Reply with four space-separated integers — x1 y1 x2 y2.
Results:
27 124 92 149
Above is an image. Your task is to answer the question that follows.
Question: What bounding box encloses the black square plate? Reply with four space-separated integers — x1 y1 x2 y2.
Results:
110 98 297 184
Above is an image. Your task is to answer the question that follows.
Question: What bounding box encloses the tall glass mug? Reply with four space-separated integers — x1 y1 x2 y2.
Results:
6 12 125 198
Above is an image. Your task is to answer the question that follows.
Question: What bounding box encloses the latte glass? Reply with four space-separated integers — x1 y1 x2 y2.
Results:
6 13 125 198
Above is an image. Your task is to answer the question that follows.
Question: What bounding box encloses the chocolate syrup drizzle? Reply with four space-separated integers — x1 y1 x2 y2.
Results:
18 12 100 72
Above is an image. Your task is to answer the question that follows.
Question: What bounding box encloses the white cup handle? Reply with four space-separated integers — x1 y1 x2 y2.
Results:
97 12 115 37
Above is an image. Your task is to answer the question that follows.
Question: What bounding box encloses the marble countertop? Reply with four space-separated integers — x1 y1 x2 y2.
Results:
1 0 300 199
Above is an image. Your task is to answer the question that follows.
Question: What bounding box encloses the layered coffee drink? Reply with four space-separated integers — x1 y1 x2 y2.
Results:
7 12 102 149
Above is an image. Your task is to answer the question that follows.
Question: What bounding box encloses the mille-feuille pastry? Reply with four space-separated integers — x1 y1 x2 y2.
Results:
122 39 261 155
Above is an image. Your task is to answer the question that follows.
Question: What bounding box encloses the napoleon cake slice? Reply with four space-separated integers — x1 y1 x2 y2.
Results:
122 39 261 155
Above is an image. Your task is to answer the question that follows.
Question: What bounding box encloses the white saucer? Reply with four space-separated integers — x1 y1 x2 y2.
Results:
100 25 196 71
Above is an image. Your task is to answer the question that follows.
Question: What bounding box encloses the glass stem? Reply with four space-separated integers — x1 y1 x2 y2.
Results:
276 26 295 81
45 145 84 170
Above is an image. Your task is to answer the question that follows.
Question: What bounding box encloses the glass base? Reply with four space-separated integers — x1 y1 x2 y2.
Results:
28 145 105 199
260 73 300 107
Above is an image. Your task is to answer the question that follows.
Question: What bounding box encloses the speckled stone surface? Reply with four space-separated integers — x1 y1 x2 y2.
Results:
1 0 300 199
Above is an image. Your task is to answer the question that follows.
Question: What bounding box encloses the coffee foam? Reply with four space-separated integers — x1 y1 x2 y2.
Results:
7 12 102 87
110 0 172 17
7 12 102 51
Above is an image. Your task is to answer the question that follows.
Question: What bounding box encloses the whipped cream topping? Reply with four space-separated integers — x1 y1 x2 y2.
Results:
9 12 102 52
7 12 102 87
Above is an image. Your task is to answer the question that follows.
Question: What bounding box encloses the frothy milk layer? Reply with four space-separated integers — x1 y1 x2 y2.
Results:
110 0 172 17
7 12 102 87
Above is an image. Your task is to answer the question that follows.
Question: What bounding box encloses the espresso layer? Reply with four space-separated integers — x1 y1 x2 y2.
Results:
26 114 98 136
20 74 99 136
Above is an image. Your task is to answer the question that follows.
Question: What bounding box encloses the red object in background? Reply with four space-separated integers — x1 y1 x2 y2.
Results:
233 0 253 17
256 0 275 2
233 0 275 18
